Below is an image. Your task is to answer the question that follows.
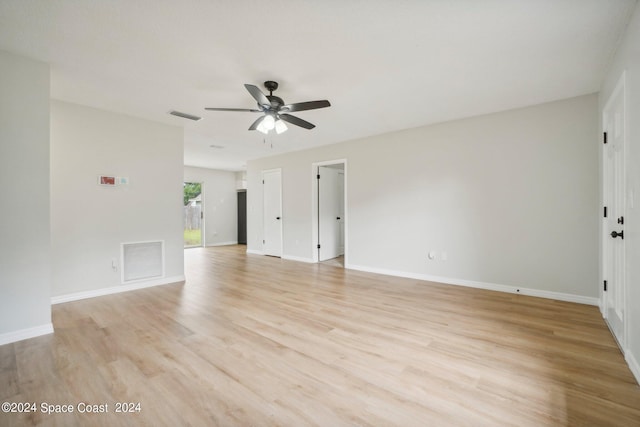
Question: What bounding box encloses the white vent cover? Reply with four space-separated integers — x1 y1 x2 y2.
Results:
121 241 164 283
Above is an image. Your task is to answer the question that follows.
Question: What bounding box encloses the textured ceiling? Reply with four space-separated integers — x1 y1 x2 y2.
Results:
0 0 636 170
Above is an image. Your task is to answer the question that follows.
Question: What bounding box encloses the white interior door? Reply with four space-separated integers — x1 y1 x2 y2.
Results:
603 75 626 349
263 169 282 257
318 166 341 261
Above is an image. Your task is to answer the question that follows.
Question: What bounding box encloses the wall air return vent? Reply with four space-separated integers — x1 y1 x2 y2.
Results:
169 110 202 121
121 241 164 283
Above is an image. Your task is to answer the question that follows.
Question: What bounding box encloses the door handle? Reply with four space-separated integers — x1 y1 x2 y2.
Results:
611 230 624 239
276 216 281 220
336 217 341 220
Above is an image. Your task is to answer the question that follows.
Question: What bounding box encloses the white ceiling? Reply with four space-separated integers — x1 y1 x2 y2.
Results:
0 1 636 171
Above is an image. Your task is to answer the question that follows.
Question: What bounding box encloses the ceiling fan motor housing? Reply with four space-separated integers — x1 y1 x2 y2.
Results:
266 95 284 109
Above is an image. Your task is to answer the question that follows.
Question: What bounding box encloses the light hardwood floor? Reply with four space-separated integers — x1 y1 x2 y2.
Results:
321 255 344 268
1 245 639 426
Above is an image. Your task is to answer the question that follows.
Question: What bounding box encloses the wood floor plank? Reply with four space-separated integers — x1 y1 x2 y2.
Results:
0 343 19 400
0 245 638 426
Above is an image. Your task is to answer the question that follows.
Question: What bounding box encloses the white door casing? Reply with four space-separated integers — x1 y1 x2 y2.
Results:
602 72 626 350
263 169 282 257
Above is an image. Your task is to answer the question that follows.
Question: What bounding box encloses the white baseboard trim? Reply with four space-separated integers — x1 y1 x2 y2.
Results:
206 241 238 247
51 275 186 305
346 264 598 306
282 255 315 263
626 350 640 386
246 249 264 256
0 323 54 346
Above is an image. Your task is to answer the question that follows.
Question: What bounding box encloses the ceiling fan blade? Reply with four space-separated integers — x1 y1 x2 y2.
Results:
244 84 271 108
279 113 315 130
281 100 330 113
205 107 262 112
248 115 266 131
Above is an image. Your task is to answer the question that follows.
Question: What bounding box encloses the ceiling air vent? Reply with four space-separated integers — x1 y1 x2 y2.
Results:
169 110 202 121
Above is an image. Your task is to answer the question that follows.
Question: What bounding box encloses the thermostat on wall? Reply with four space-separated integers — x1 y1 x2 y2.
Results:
98 176 129 186
98 175 116 186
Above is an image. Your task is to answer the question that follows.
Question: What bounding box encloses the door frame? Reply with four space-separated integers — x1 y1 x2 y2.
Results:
312 159 347 264
601 71 627 350
262 168 283 257
183 181 205 248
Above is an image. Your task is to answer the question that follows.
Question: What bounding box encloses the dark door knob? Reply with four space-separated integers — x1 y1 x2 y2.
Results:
611 230 624 239
276 216 281 220
336 217 341 220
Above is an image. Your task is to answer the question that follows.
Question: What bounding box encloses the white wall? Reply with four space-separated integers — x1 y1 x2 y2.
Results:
235 171 247 190
184 166 238 246
248 94 598 302
51 100 184 298
0 51 52 342
600 3 640 383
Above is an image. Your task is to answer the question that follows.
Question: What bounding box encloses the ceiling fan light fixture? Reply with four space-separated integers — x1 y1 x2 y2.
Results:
275 119 288 134
256 121 269 134
262 114 275 130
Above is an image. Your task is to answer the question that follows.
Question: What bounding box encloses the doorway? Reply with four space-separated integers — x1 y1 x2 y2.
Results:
262 169 282 257
313 160 346 265
237 190 247 245
602 72 627 350
183 181 203 248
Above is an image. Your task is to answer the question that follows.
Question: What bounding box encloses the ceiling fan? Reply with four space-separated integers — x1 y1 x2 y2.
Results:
205 81 330 134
